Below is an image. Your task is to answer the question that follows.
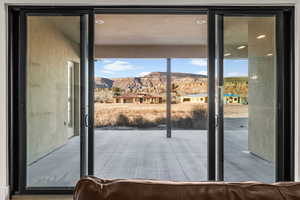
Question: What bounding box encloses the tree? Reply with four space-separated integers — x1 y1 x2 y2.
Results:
112 87 121 96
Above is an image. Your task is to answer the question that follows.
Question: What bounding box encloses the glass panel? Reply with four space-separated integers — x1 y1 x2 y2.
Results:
223 16 276 182
94 14 208 181
94 58 167 179
170 58 208 181
26 16 81 187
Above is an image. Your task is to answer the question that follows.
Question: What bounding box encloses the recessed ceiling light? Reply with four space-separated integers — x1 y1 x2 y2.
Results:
196 20 207 25
237 45 247 50
257 34 266 39
266 53 273 56
251 75 258 80
95 19 104 24
224 53 231 57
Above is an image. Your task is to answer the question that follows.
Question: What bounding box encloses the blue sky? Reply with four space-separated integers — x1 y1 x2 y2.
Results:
94 58 248 78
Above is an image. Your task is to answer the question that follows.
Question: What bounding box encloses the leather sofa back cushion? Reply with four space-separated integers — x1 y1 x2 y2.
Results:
74 176 300 200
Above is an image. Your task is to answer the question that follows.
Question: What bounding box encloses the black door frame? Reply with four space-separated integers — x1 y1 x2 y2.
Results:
213 8 295 182
10 8 94 194
215 13 224 181
8 6 294 195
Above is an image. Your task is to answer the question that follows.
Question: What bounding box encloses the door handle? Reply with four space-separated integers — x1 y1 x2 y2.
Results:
216 115 219 128
84 114 89 128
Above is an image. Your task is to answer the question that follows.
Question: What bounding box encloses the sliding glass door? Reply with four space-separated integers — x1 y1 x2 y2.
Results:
20 12 92 191
11 6 293 194
215 11 290 182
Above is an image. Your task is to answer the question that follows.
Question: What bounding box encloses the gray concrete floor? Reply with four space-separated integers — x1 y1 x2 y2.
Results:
27 118 275 187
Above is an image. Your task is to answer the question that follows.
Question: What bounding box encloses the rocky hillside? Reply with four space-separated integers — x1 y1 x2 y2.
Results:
95 77 113 88
95 72 208 96
224 77 248 97
94 72 248 103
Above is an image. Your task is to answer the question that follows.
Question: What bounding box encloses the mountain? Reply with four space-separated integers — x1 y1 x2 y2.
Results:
95 72 208 96
94 73 249 103
95 77 113 88
144 72 207 79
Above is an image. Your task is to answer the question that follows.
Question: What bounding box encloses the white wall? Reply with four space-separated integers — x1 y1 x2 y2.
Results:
0 2 8 200
0 0 299 200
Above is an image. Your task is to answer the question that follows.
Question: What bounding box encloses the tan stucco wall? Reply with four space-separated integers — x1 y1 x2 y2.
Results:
26 16 80 164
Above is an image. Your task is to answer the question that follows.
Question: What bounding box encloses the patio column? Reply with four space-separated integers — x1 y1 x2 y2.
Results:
166 58 172 138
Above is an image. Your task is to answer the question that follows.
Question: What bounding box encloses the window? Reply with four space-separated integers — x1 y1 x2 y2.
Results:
9 6 294 194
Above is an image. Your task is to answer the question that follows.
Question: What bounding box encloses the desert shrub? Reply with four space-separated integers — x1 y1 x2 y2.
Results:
155 117 166 125
131 116 154 128
94 96 102 103
115 114 129 126
191 105 207 129
94 89 114 103
112 87 122 96
171 105 207 129
172 117 193 129
131 116 144 126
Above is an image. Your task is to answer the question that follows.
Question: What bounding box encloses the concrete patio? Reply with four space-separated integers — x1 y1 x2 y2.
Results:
27 118 274 187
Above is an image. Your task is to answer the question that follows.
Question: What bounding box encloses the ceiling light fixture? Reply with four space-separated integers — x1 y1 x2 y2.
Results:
224 53 231 57
266 53 273 56
95 19 104 24
256 34 266 39
196 20 207 25
251 75 258 80
237 45 246 50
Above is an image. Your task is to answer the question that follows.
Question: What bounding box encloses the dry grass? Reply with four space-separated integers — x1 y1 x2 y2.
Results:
94 103 248 129
94 103 208 129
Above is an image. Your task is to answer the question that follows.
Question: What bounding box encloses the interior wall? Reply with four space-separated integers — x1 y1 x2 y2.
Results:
0 2 8 199
26 17 80 164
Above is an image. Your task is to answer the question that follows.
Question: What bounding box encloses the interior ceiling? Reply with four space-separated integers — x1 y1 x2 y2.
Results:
44 15 275 58
93 15 273 46
48 15 274 47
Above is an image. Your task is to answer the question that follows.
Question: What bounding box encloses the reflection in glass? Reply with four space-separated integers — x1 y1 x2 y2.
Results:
223 17 276 182
26 16 81 187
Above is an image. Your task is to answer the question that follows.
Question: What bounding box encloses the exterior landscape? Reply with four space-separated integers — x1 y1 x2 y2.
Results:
94 71 248 129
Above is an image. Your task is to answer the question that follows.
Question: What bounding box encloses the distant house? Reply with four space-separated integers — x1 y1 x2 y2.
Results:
180 93 208 103
113 93 163 104
224 94 241 104
180 93 246 104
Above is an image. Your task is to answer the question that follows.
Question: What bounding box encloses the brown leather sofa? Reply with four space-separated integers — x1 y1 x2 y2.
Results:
74 176 300 200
